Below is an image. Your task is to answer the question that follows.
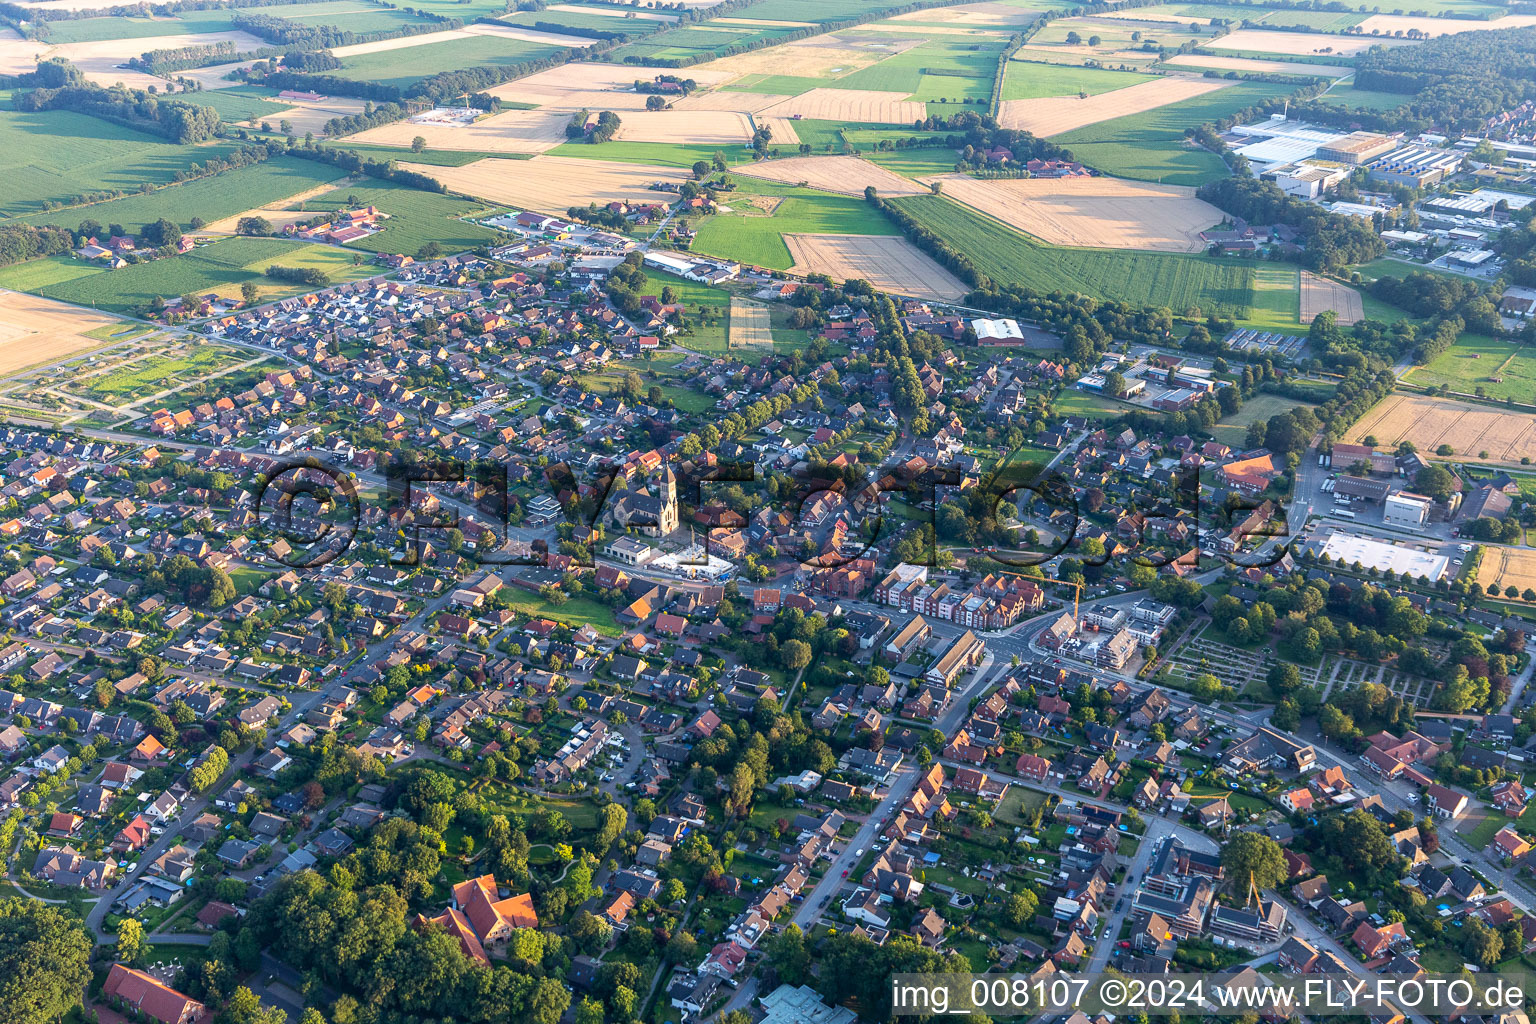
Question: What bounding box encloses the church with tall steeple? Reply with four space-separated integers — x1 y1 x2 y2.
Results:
609 465 679 537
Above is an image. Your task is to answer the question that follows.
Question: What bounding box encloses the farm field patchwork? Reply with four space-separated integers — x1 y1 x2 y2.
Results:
692 190 899 269
831 34 1008 105
0 29 268 89
783 233 969 300
1207 27 1413 55
1161 53 1352 76
0 290 120 376
401 154 686 213
1000 60 1156 101
332 31 575 88
1404 335 1536 404
887 194 1257 315
1348 393 1536 464
693 32 919 83
1353 12 1536 35
1049 79 1300 185
0 104 248 217
351 107 574 155
16 156 345 235
922 173 1224 252
732 154 927 196
26 237 378 312
998 75 1232 138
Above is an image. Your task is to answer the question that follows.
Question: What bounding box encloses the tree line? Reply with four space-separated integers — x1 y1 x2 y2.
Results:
16 80 222 143
1197 175 1385 272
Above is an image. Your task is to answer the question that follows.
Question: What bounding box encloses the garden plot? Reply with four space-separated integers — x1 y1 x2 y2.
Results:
924 174 1220 252
1353 12 1536 35
352 107 573 153
784 234 968 300
1209 28 1412 55
998 75 1231 136
612 109 754 143
757 87 925 124
1163 54 1352 76
1299 271 1363 325
1347 394 1536 464
734 154 926 196
0 291 117 377
401 154 685 211
0 29 267 88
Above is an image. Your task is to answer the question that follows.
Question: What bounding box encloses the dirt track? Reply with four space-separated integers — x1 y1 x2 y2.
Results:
997 76 1232 136
785 234 968 301
925 174 1220 252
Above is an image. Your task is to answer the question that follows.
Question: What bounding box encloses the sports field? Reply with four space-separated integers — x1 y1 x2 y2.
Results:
0 291 118 376
887 194 1255 314
925 174 1222 252
17 156 343 235
1405 335 1536 404
1348 394 1536 464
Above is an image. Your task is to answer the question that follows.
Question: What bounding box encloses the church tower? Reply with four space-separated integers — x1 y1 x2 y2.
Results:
658 465 679 536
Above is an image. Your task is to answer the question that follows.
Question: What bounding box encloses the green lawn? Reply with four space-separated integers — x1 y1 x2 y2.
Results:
1236 262 1301 331
335 34 569 89
1211 391 1319 447
692 188 898 270
500 593 622 636
1051 80 1302 186
1405 334 1536 403
1000 61 1156 100
19 155 343 235
835 35 1008 104
0 256 106 292
888 194 1256 315
1314 84 1413 112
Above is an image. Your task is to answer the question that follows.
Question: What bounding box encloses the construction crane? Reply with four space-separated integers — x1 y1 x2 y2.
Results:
1055 578 1084 619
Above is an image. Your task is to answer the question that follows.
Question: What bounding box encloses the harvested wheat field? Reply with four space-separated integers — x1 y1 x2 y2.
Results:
925 174 1220 252
0 291 119 376
696 33 917 80
888 1 1040 26
998 75 1231 136
403 155 684 212
755 116 801 145
671 90 793 113
729 298 774 351
734 155 926 197
1209 28 1411 55
1355 13 1536 36
0 30 267 88
612 109 754 144
547 2 677 18
785 234 968 301
758 88 926 125
489 61 732 110
1163 53 1352 76
1300 272 1364 326
1478 546 1536 598
1347 394 1536 465
352 107 571 153
243 95 370 134
330 22 591 58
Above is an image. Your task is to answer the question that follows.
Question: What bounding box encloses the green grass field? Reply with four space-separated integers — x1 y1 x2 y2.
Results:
692 187 898 269
0 256 105 292
1236 263 1301 331
1031 15 1212 50
186 86 295 125
1210 391 1319 446
32 237 376 312
38 0 440 41
608 22 797 62
836 35 1007 104
0 101 249 217
888 194 1256 315
1051 80 1300 185
1405 335 1536 403
18 156 342 235
499 6 664 36
301 180 500 255
335 34 568 88
1000 60 1156 100
548 139 753 169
